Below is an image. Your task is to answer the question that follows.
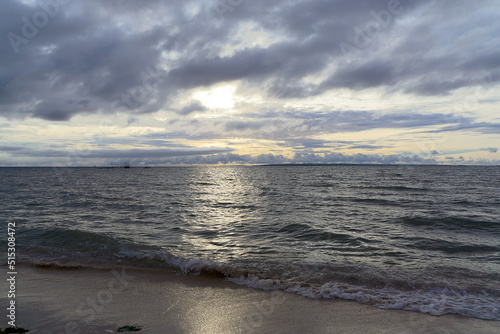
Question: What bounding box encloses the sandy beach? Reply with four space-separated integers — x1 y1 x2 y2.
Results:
2 265 498 334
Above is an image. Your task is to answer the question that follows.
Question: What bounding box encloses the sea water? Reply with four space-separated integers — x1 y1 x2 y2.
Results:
1 165 499 320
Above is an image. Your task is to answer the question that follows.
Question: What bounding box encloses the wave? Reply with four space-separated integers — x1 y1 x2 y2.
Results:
350 197 399 205
306 182 338 188
11 227 500 321
194 182 218 186
359 185 430 192
407 237 500 253
15 249 500 321
400 216 500 233
275 223 370 245
227 275 500 320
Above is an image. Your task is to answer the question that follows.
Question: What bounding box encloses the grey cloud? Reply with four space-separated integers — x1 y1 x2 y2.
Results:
319 63 396 92
227 110 472 140
2 145 498 166
166 48 278 89
131 152 253 166
31 103 73 121
141 152 440 166
126 117 138 126
175 101 207 115
427 122 500 134
0 145 24 151
276 139 386 150
1 0 498 121
225 120 267 131
140 140 192 148
0 146 233 159
140 131 222 141
348 144 390 150
279 138 335 149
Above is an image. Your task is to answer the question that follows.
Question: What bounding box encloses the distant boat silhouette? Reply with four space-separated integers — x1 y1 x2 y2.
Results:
123 162 131 168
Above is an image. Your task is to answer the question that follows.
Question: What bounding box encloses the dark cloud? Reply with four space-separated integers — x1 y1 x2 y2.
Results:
0 0 498 121
175 101 207 115
0 145 24 151
226 110 473 140
427 122 500 134
225 120 267 131
319 62 396 92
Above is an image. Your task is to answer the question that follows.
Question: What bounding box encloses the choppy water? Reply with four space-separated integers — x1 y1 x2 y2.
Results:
1 166 499 320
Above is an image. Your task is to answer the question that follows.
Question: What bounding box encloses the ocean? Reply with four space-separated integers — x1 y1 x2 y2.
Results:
1 165 499 320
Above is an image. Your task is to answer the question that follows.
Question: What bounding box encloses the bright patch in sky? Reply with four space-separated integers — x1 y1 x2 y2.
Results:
193 85 236 110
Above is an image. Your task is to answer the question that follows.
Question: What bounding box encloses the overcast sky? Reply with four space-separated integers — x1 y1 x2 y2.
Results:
1 0 499 166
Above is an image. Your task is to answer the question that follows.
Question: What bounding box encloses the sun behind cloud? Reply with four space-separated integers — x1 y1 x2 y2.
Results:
193 84 236 110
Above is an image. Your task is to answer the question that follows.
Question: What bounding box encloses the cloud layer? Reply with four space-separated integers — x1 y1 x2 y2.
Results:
2 0 499 121
1 0 500 165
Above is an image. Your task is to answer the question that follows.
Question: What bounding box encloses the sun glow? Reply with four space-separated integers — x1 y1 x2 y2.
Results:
193 85 236 110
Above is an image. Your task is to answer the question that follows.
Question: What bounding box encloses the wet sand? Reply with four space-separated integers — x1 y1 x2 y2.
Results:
3 265 499 333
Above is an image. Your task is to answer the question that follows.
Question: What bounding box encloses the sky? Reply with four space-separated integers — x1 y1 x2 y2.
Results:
1 0 500 166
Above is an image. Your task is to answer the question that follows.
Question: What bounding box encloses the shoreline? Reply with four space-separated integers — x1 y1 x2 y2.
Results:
2 265 499 333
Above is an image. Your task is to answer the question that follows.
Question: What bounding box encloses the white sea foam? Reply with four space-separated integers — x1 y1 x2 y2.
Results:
108 247 500 320
227 274 500 320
